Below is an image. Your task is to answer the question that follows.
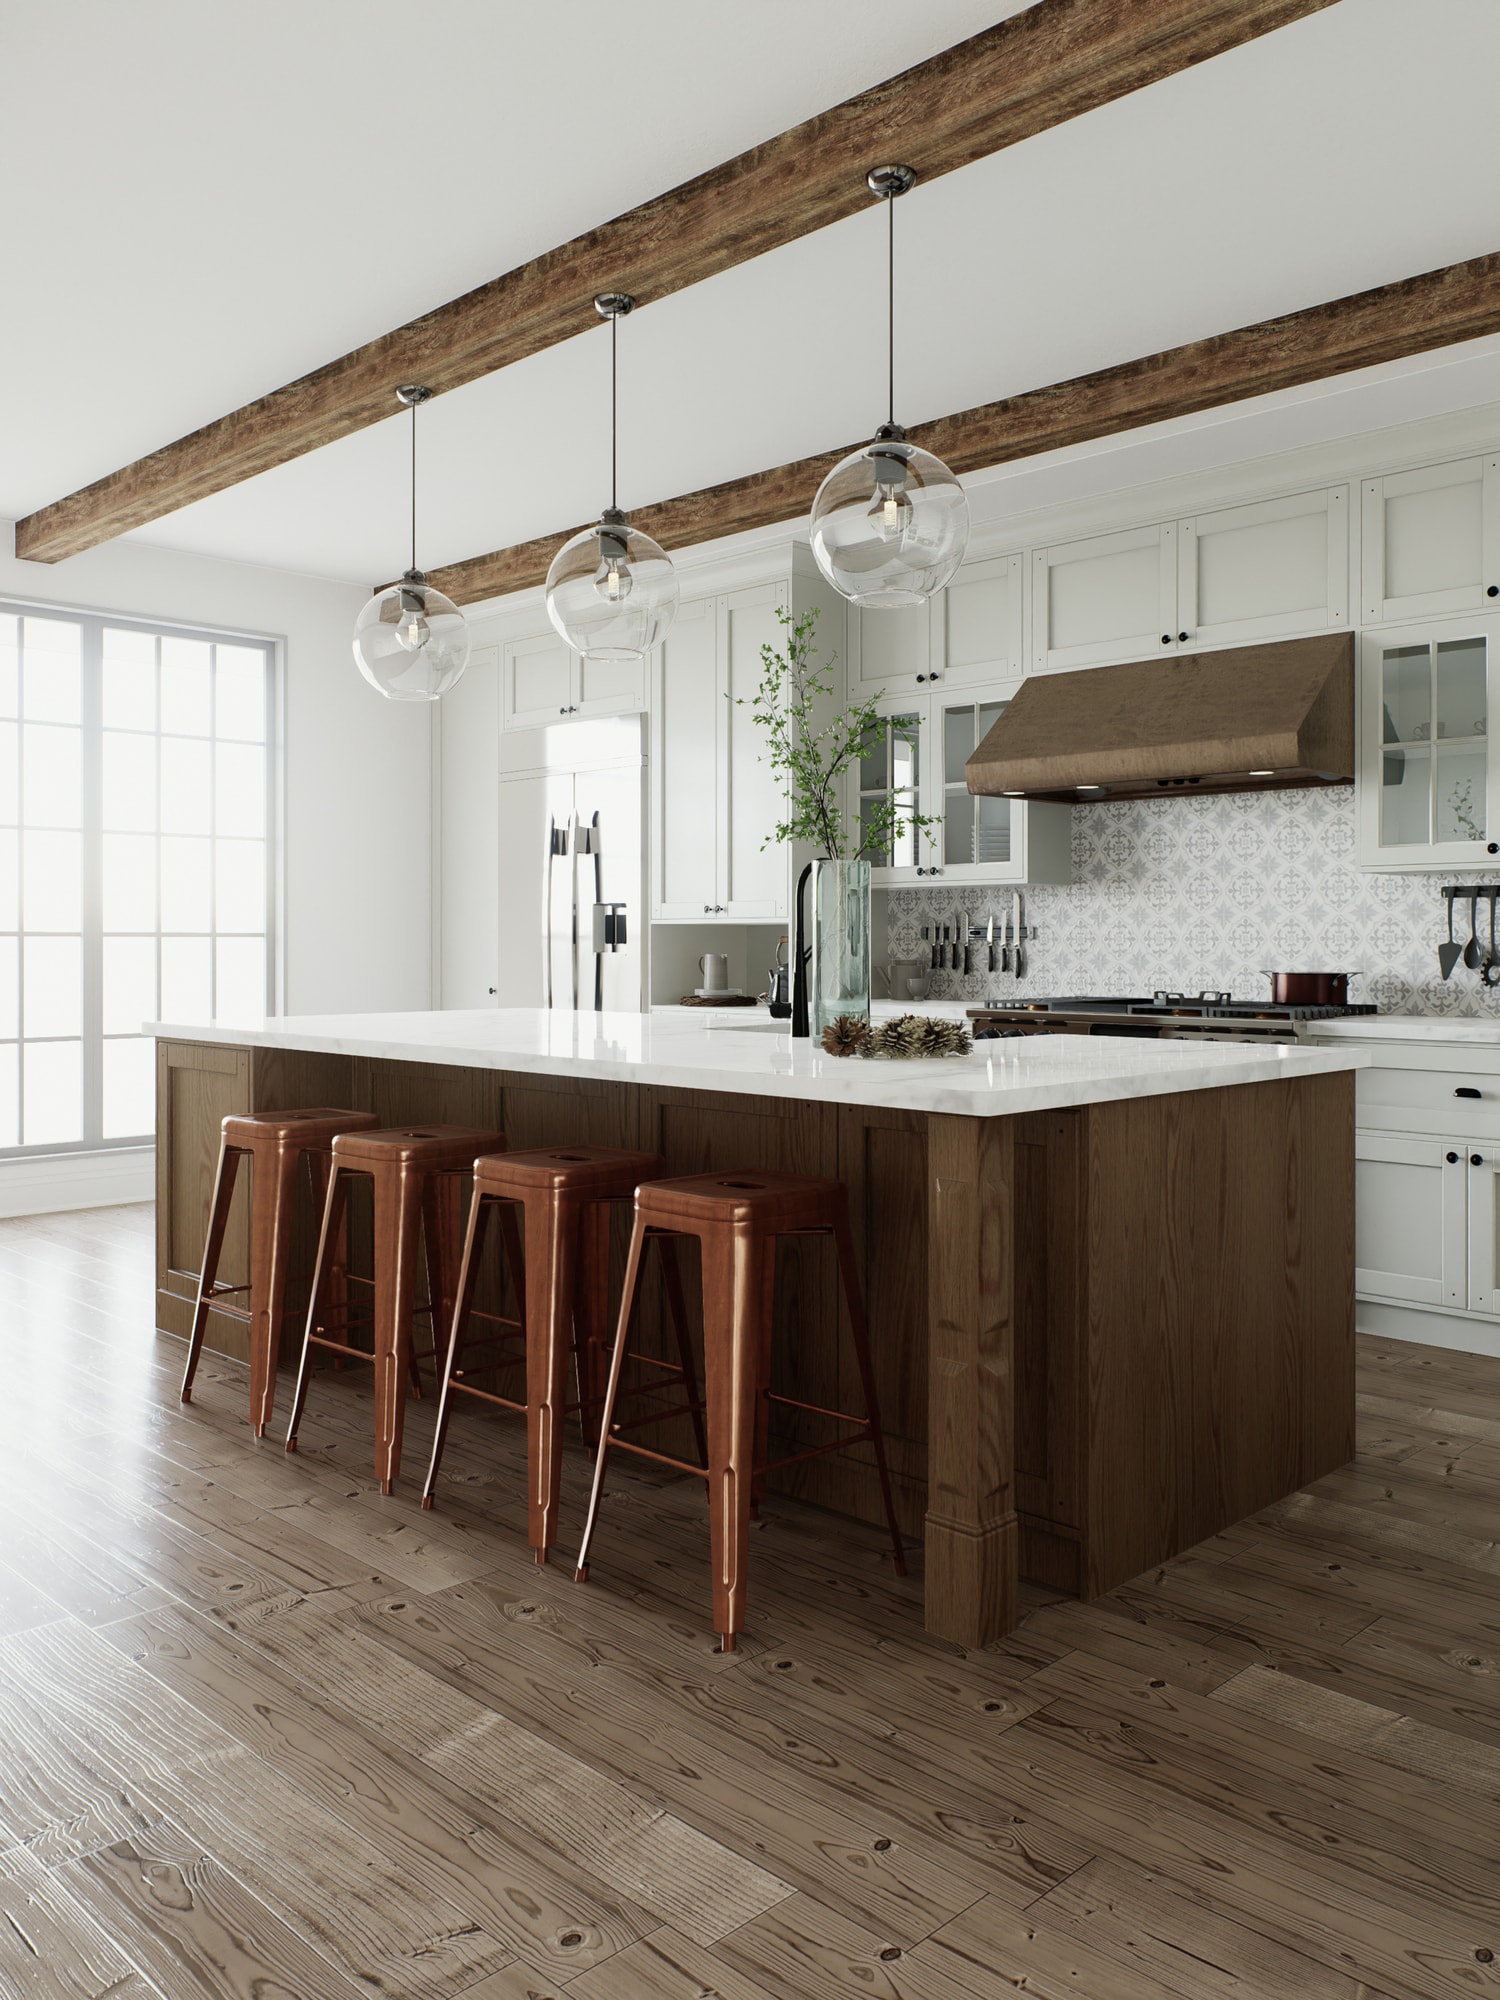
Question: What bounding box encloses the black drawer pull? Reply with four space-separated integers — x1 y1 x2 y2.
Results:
1447 1151 1461 1163
1474 1154 1486 1167
1456 1086 1483 1099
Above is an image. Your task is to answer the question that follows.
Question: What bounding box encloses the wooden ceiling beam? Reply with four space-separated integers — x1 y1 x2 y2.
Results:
425 250 1500 606
15 0 1334 564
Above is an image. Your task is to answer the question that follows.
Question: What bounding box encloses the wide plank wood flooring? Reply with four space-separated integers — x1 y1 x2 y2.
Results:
0 1203 1496 1998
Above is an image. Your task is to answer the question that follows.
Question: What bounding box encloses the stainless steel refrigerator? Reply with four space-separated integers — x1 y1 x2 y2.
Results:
494 714 645 1011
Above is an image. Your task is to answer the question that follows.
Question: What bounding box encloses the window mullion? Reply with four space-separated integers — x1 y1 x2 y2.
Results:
80 618 104 1146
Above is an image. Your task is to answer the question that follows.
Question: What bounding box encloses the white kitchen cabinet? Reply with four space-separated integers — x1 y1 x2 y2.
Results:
502 628 645 730
435 645 501 1006
651 581 803 922
846 551 1023 696
1032 522 1178 673
1177 485 1348 650
652 596 722 920
1470 1146 1500 1315
1361 455 1500 625
1354 1130 1467 1310
855 686 1071 889
1355 610 1500 869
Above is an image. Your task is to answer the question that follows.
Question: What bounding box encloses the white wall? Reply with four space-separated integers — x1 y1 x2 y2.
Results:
1 524 432 1015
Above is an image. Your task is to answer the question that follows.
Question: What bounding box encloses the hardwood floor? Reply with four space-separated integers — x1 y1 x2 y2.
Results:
0 1203 1495 1999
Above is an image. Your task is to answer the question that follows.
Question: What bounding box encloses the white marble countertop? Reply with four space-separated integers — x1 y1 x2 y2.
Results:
150 1008 1366 1119
1307 1015 1500 1046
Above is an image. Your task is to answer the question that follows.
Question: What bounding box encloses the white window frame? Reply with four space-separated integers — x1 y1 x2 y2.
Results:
0 596 280 1158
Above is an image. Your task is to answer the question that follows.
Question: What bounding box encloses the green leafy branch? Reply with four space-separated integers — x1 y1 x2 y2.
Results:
739 605 940 863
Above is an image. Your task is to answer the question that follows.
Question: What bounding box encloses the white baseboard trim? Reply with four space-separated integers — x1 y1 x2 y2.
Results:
0 1146 154 1220
1358 1295 1500 1361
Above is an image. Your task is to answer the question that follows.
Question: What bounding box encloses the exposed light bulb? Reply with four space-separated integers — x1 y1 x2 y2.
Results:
394 590 431 653
869 483 913 543
594 555 633 603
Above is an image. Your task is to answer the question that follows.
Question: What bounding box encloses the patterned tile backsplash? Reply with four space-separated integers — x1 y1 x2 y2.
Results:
884 787 1500 1016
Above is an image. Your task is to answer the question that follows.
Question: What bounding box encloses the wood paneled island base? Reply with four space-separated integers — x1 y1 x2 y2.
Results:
155 1026 1355 1648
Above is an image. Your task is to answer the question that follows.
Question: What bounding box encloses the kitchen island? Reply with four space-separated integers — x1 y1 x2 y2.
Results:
153 1009 1364 1647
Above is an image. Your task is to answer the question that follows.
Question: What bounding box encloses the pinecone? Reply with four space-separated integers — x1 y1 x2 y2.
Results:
870 1012 973 1059
821 1013 871 1058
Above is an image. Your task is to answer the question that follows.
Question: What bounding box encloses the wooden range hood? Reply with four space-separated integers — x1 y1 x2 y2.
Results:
966 631 1354 804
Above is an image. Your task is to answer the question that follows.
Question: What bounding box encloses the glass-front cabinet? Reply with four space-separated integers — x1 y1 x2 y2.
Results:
854 688 1071 887
1358 614 1499 868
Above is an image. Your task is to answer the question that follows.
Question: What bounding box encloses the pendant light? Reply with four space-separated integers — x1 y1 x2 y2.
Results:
352 385 470 701
809 166 969 609
546 293 678 662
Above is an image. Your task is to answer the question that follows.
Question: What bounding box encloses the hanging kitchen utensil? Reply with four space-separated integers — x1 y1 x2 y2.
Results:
1439 894 1463 981
1485 892 1500 986
1012 891 1026 980
986 914 997 974
1465 890 1484 970
962 911 973 976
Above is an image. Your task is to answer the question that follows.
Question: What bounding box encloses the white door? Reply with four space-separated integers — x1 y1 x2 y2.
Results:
931 554 1024 690
1032 522 1178 673
437 644 501 1007
494 770 552 1007
846 597 931 695
1354 1130 1466 1308
575 650 645 719
1356 613 1498 869
1177 486 1348 651
1468 1146 1500 1316
721 583 790 920
652 595 722 919
504 631 576 729
857 695 932 886
930 692 1072 887
1361 456 1500 624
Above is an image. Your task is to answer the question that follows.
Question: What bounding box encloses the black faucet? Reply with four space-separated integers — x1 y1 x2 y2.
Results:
791 861 813 1038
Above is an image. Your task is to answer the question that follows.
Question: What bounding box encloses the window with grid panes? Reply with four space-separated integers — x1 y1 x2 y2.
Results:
0 605 273 1153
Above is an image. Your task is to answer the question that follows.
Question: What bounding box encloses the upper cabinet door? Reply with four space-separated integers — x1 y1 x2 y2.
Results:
574 650 645 719
857 694 932 887
1356 611 1499 870
651 596 721 920
1032 523 1178 673
935 692 1071 887
503 631 575 729
1177 485 1349 651
1362 456 1500 625
932 554 1024 689
721 583 790 919
846 597 931 695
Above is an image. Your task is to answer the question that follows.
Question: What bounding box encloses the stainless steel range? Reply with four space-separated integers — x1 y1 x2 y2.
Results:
969 992 1378 1044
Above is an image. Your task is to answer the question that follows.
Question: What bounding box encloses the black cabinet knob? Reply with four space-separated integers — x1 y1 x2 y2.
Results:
1489 584 1498 597
1161 634 1172 645
1178 631 1189 643
1447 1151 1461 1163
1457 1086 1482 1098
1473 1153 1485 1167
1488 843 1499 854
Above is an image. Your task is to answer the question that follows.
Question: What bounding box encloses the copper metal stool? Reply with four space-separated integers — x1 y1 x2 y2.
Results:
180 1107 380 1435
283 1125 514 1492
574 1168 905 1651
422 1145 708 1565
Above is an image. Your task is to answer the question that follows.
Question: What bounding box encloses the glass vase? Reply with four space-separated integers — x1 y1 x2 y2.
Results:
811 856 871 1041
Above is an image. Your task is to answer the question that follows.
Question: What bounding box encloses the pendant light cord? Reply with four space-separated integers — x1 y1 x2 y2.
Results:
887 190 895 427
611 310 619 511
409 395 418 574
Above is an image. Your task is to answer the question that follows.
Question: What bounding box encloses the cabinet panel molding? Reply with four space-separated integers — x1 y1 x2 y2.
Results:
1361 455 1500 625
1178 484 1348 650
1032 522 1177 673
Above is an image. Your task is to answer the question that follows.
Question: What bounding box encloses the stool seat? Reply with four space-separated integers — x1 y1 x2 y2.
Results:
423 1143 706 1560
475 1145 666 1198
634 1169 839 1230
222 1108 380 1151
330 1125 505 1173
576 1164 904 1650
181 1106 379 1435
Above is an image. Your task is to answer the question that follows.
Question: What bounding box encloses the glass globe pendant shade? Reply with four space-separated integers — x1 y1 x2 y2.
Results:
546 506 679 662
352 571 471 701
809 423 969 609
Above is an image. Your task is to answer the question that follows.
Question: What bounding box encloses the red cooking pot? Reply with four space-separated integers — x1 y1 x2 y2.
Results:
1261 971 1357 1007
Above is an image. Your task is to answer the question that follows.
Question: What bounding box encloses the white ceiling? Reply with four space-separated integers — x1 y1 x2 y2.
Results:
8 0 1500 592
